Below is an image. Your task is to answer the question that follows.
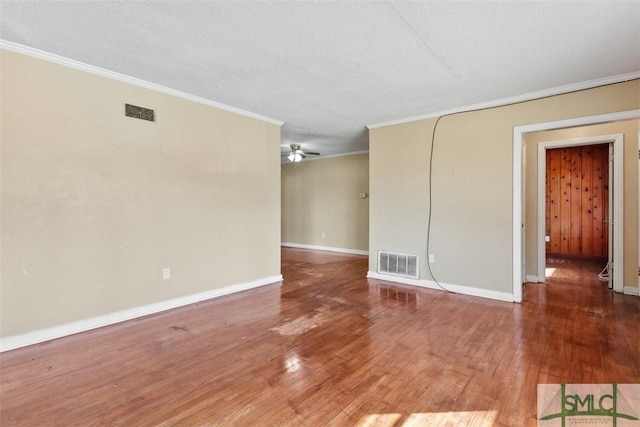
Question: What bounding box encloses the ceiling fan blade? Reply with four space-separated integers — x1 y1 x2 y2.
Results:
304 151 320 155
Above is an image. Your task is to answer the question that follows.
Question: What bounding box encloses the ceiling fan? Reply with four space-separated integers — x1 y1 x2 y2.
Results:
284 144 320 162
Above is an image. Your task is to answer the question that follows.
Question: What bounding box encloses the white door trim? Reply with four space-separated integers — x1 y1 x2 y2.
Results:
512 109 640 303
536 135 624 292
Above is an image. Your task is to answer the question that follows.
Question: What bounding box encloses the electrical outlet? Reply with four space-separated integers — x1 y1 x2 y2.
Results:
322 232 325 238
429 254 435 263
545 235 550 242
162 268 171 280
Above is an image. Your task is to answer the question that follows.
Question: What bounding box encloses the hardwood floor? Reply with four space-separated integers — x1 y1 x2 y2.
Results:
1 248 638 426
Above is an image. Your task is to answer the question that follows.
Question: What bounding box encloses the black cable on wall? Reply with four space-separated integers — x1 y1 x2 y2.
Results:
424 78 639 294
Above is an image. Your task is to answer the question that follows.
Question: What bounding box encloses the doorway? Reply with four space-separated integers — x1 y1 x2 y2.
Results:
542 142 610 287
512 109 639 302
536 134 623 291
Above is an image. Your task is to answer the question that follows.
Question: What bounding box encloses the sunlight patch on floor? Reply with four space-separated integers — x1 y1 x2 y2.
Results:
356 413 402 427
545 267 557 278
356 410 498 426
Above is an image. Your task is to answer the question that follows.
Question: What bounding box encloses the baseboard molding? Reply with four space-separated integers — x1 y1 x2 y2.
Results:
281 242 368 256
366 271 514 303
0 274 283 353
623 286 639 296
526 275 543 283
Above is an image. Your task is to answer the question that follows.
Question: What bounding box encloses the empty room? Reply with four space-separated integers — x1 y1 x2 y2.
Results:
1 1 639 426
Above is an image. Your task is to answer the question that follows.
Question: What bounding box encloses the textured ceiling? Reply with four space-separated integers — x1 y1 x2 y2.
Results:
1 1 639 159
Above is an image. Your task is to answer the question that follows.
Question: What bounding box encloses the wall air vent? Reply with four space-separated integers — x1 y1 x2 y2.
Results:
378 251 419 279
125 103 155 122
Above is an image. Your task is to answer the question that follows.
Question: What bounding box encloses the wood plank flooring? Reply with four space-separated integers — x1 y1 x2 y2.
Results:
1 249 638 426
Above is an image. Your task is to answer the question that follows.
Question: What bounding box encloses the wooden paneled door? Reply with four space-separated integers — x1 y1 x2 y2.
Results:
545 143 609 259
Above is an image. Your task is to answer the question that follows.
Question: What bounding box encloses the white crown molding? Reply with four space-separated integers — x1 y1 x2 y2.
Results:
282 242 368 256
366 72 640 129
366 271 514 303
0 274 283 353
0 39 284 127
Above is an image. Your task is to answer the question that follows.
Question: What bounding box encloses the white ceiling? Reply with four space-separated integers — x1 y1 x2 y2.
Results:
1 1 639 159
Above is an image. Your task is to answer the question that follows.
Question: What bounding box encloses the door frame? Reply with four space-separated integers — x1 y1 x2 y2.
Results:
536 135 623 291
512 109 640 302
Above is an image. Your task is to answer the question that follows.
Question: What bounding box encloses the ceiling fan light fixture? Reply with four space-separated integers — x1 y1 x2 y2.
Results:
288 152 303 162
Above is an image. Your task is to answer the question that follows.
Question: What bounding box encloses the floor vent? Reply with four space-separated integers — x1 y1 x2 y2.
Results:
378 251 419 279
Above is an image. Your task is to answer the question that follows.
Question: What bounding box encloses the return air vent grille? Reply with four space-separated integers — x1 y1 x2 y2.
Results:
378 251 419 279
125 103 155 122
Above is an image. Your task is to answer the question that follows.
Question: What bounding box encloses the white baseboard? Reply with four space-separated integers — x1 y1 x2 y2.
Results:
526 275 544 283
0 274 283 353
623 286 639 296
366 271 514 303
281 242 368 256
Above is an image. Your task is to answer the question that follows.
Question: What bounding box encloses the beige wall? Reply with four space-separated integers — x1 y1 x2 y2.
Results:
370 80 639 296
281 153 369 252
523 119 639 288
0 50 282 337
